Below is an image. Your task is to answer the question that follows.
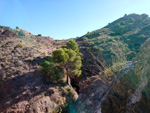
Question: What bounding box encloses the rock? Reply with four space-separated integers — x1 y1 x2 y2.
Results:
75 76 107 113
75 38 150 113
15 52 19 57
102 38 150 113
10 67 16 71
1 30 15 37
7 55 12 60
28 96 57 113
13 57 18 61
15 48 23 56
15 60 23 67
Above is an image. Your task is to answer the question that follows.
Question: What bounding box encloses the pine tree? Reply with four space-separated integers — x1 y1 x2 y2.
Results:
52 40 82 84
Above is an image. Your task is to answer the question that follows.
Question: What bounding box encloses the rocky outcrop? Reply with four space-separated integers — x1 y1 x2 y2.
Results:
102 38 150 113
75 76 107 113
75 61 134 113
75 38 150 113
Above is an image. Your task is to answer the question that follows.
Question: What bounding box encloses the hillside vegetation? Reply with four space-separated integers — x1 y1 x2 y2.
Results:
76 13 150 77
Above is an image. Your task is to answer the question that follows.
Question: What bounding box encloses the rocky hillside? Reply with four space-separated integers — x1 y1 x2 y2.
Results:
76 13 150 78
1 13 150 113
75 38 150 113
0 27 77 113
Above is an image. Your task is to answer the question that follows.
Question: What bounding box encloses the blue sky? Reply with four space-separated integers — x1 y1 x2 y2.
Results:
1 0 150 39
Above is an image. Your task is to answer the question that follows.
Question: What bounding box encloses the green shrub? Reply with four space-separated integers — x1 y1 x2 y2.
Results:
118 43 123 48
104 57 126 76
113 22 128 34
112 62 122 73
15 43 23 48
88 41 94 46
16 26 19 29
83 37 88 40
7 61 11 65
18 30 25 37
47 56 54 62
104 68 113 76
99 48 104 52
66 88 71 92
101 40 106 43
114 37 120 41
94 41 101 45
40 57 63 80
92 46 100 51
126 38 130 41
38 34 42 36
128 17 135 22
120 21 126 25
107 38 113 42
66 88 74 98
6 26 10 29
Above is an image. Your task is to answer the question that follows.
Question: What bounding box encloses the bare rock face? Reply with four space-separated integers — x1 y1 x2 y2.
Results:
75 38 150 113
75 76 107 113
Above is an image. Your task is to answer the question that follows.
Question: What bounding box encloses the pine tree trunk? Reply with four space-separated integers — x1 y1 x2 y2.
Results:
66 68 69 84
66 68 70 85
